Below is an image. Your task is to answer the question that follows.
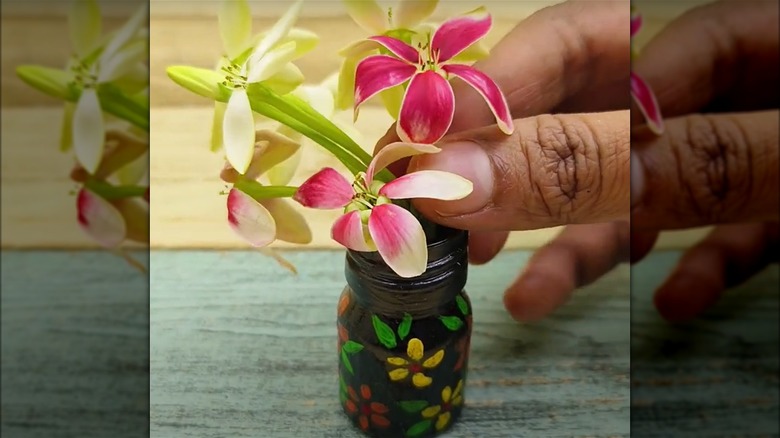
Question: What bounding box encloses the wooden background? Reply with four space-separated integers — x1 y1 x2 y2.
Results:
1 0 716 249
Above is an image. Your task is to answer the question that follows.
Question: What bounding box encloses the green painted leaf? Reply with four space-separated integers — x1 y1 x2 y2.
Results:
339 377 347 395
456 295 469 316
339 389 347 404
439 316 464 331
342 340 364 354
397 313 412 340
340 348 354 375
405 420 432 437
398 400 428 413
372 315 397 349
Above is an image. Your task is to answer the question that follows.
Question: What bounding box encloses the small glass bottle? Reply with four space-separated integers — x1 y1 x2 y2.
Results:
337 226 473 438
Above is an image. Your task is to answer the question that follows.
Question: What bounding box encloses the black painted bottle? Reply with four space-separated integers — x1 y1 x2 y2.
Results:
337 226 473 438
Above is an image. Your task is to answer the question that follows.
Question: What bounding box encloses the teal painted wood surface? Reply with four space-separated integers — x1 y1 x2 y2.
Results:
150 249 631 437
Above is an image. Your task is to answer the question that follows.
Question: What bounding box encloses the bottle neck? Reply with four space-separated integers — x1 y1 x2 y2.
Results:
345 227 468 319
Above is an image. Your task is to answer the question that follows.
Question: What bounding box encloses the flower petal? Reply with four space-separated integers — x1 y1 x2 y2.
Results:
262 198 312 244
412 373 432 388
68 0 101 57
223 89 256 173
211 101 227 152
343 0 387 34
387 357 409 366
101 2 148 63
441 386 452 403
631 11 643 38
388 368 409 381
98 39 147 83
336 56 361 110
422 349 445 369
442 64 513 134
368 203 428 278
294 84 335 117
435 411 451 431
354 55 416 119
114 197 149 244
366 142 441 184
331 211 376 252
227 188 277 247
431 6 491 63
244 129 301 180
247 41 299 84
367 36 419 63
266 146 302 186
450 39 490 62
396 70 454 144
379 170 472 201
393 0 438 29
60 101 75 152
407 337 424 360
77 188 126 248
631 72 664 135
73 88 105 174
421 405 441 419
263 62 305 95
293 168 353 209
379 84 405 120
219 0 252 59
250 0 302 59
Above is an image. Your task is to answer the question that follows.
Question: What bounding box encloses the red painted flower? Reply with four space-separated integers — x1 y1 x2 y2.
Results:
343 384 390 431
352 6 513 144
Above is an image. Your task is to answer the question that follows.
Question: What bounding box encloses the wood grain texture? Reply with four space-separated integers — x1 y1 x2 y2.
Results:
0 250 149 438
631 255 780 437
150 249 631 437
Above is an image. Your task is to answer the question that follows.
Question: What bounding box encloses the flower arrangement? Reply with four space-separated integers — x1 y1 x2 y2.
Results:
630 6 664 135
16 1 150 270
167 0 513 279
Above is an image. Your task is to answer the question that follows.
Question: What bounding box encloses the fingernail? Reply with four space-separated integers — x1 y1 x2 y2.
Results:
631 151 645 209
410 141 493 216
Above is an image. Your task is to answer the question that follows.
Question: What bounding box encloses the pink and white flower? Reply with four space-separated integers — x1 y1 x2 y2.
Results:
293 142 473 278
77 188 148 248
630 9 664 135
352 7 513 144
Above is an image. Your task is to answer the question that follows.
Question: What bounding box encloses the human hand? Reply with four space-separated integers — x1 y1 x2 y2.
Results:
630 0 779 322
373 0 632 321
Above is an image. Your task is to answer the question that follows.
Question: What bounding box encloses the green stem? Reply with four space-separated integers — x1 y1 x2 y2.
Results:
84 180 147 200
233 179 298 200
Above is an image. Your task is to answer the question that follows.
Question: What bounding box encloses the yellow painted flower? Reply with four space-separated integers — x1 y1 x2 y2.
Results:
386 338 443 388
421 379 464 431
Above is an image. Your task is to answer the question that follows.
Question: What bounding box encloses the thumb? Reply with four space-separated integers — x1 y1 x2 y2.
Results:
408 111 630 231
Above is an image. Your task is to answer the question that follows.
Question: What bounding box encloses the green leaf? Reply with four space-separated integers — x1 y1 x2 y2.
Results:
97 83 149 131
439 316 464 331
166 66 228 101
456 295 469 316
233 179 297 200
16 65 76 101
397 313 412 341
398 400 428 413
405 420 432 437
83 180 146 201
372 315 397 349
342 340 364 354
339 389 347 404
339 376 348 395
340 349 354 375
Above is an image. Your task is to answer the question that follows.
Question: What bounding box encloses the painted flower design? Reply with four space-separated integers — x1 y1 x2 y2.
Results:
221 130 312 247
630 8 664 135
386 337 444 388
293 142 472 278
352 7 513 144
421 379 464 431
343 384 390 431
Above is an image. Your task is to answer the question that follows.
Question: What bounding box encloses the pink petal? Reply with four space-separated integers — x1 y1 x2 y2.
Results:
77 188 126 248
630 12 642 38
431 6 491 63
293 167 354 209
367 36 419 64
331 211 376 252
367 203 427 278
378 170 473 200
396 71 455 144
366 142 441 184
354 55 416 119
631 72 664 135
227 188 276 247
442 64 514 134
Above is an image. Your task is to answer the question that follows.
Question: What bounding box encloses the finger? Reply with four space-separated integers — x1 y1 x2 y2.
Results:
653 222 779 322
633 0 779 120
630 230 659 265
450 0 630 130
504 222 629 321
632 110 779 229
468 230 509 265
408 111 630 231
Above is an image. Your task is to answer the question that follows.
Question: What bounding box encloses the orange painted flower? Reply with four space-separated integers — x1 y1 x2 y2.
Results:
337 322 349 353
338 292 350 316
343 384 390 431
